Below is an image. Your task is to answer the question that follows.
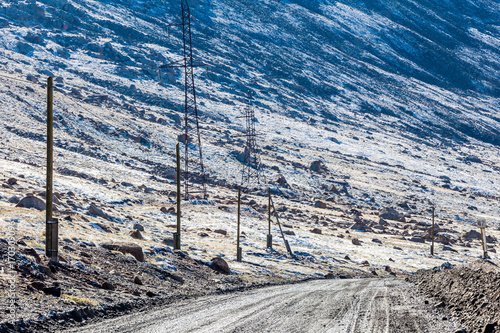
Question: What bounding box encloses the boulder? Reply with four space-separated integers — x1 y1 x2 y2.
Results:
30 281 46 291
134 276 143 285
351 221 372 232
101 242 144 262
210 257 230 275
43 286 61 297
8 196 21 204
101 282 115 290
283 230 295 236
409 237 425 243
214 229 227 236
379 207 405 222
133 224 144 232
274 175 289 187
89 204 110 220
162 238 174 247
178 133 188 143
463 230 481 241
310 160 324 173
90 222 111 233
310 228 322 235
314 201 327 209
352 238 362 245
15 195 45 211
7 178 17 185
329 184 340 194
130 230 143 240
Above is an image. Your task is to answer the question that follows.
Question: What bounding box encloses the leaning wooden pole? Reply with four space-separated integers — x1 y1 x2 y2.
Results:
45 77 58 262
236 187 242 261
174 143 181 250
431 206 435 256
269 193 292 255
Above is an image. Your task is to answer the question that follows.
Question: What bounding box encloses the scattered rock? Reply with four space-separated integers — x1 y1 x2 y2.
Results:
89 204 110 220
351 221 372 232
463 230 482 241
328 184 340 194
15 195 45 211
30 281 46 291
101 282 115 290
409 237 425 243
146 291 157 297
465 155 482 163
130 230 143 240
23 247 41 263
160 207 168 213
8 196 21 204
379 218 388 226
214 229 227 236
361 260 370 266
210 257 230 275
101 242 144 262
314 200 327 209
90 222 111 233
310 228 322 235
178 134 188 143
372 238 382 244
7 178 17 185
133 224 144 232
283 230 295 236
352 238 362 245
482 323 497 333
162 238 174 247
310 160 327 173
274 175 289 187
379 207 404 222
442 246 458 253
43 286 61 297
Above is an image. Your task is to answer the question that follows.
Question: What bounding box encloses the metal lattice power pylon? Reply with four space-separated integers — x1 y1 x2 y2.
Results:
239 92 262 187
159 0 207 199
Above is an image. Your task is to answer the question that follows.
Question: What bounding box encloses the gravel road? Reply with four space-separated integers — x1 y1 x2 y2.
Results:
67 278 457 333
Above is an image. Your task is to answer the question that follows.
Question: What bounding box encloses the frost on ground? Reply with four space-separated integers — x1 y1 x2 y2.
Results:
0 0 499 331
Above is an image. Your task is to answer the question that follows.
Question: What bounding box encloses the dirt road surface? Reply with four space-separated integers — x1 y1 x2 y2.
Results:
66 278 457 333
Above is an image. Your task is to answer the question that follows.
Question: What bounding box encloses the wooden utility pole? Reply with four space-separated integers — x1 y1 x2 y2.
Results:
45 77 58 262
267 188 272 248
174 143 181 250
431 206 435 256
480 227 488 259
236 188 242 262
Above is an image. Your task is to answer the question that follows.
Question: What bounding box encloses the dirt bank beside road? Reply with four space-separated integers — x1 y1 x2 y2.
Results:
411 261 500 333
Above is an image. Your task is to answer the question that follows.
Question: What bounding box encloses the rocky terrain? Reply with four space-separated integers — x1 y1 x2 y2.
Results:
0 0 499 332
412 261 500 333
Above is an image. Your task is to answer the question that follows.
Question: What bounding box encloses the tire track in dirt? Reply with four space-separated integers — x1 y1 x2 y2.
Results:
67 278 457 333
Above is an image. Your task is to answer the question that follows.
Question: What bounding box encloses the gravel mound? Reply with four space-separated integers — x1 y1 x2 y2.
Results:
411 261 500 333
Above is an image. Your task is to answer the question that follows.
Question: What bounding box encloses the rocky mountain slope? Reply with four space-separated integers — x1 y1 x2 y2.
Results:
0 0 498 214
0 1 499 331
